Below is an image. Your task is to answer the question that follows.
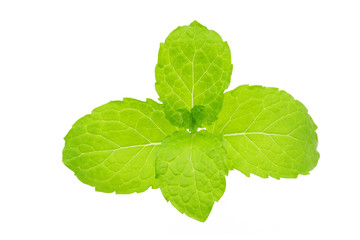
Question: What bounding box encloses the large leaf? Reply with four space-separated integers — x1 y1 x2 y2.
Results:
63 98 177 193
155 21 232 130
208 85 319 179
155 130 228 222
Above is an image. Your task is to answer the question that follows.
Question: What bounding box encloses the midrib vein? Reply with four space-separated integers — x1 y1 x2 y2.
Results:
191 30 196 108
68 142 161 160
188 134 204 218
223 132 300 140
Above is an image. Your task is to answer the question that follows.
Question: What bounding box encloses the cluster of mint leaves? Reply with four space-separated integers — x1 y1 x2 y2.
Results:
63 21 319 222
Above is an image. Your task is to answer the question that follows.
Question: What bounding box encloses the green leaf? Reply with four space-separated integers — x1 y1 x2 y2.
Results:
208 85 319 179
63 98 177 194
155 130 228 222
155 21 233 130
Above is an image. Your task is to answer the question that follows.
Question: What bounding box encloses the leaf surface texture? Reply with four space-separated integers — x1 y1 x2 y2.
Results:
156 130 227 222
155 21 232 129
63 98 177 193
209 85 319 179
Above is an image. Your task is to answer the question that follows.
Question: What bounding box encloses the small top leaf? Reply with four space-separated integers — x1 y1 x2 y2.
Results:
63 98 177 194
155 21 233 130
155 130 228 222
208 85 319 179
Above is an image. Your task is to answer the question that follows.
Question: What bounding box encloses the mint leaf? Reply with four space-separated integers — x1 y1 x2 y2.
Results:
63 98 177 193
63 21 320 222
208 85 319 179
155 21 233 130
155 130 228 222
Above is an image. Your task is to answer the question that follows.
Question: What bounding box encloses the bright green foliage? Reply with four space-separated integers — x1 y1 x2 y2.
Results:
155 130 227 222
155 21 232 131
208 85 319 179
63 21 319 222
63 98 177 193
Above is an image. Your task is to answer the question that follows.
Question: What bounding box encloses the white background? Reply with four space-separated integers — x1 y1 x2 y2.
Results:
1 0 359 239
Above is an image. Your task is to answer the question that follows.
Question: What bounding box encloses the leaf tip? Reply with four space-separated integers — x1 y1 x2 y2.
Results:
190 20 202 26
